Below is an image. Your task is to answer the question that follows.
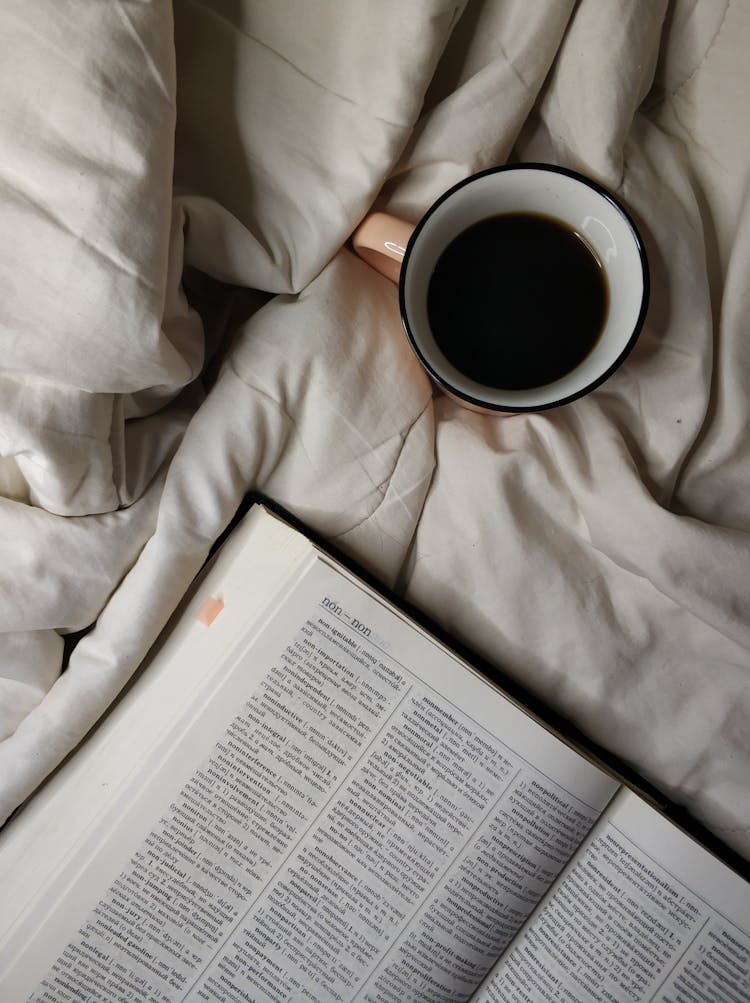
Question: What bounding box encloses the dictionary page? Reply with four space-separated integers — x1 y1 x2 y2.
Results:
0 506 619 1003
476 787 750 1002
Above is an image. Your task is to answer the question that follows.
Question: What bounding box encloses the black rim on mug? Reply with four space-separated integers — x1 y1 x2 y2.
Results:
398 163 650 413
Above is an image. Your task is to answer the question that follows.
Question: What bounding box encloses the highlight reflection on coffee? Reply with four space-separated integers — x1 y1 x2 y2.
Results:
426 212 609 391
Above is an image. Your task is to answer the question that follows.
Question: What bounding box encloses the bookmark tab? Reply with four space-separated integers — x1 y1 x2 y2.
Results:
195 596 224 627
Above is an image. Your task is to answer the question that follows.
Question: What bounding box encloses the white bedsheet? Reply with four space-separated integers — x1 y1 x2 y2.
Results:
1 1 749 861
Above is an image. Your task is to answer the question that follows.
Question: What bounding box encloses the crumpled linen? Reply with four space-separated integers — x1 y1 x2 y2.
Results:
1 0 749 861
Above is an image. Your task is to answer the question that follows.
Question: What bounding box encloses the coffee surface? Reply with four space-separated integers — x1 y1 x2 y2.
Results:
426 212 608 391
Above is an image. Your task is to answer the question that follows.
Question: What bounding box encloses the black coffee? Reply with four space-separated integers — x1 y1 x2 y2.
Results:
426 212 608 390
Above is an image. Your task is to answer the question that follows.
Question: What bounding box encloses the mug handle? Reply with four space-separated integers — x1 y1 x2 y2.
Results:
351 212 415 283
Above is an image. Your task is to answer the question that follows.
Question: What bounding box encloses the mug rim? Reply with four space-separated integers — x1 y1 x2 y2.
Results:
398 162 650 413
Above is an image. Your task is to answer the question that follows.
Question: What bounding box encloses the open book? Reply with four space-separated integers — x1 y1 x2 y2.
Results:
1 501 748 1002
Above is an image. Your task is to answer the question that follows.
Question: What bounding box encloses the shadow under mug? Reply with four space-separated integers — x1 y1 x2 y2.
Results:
352 164 650 413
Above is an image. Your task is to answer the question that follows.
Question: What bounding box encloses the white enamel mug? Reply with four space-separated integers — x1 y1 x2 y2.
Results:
352 164 649 413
